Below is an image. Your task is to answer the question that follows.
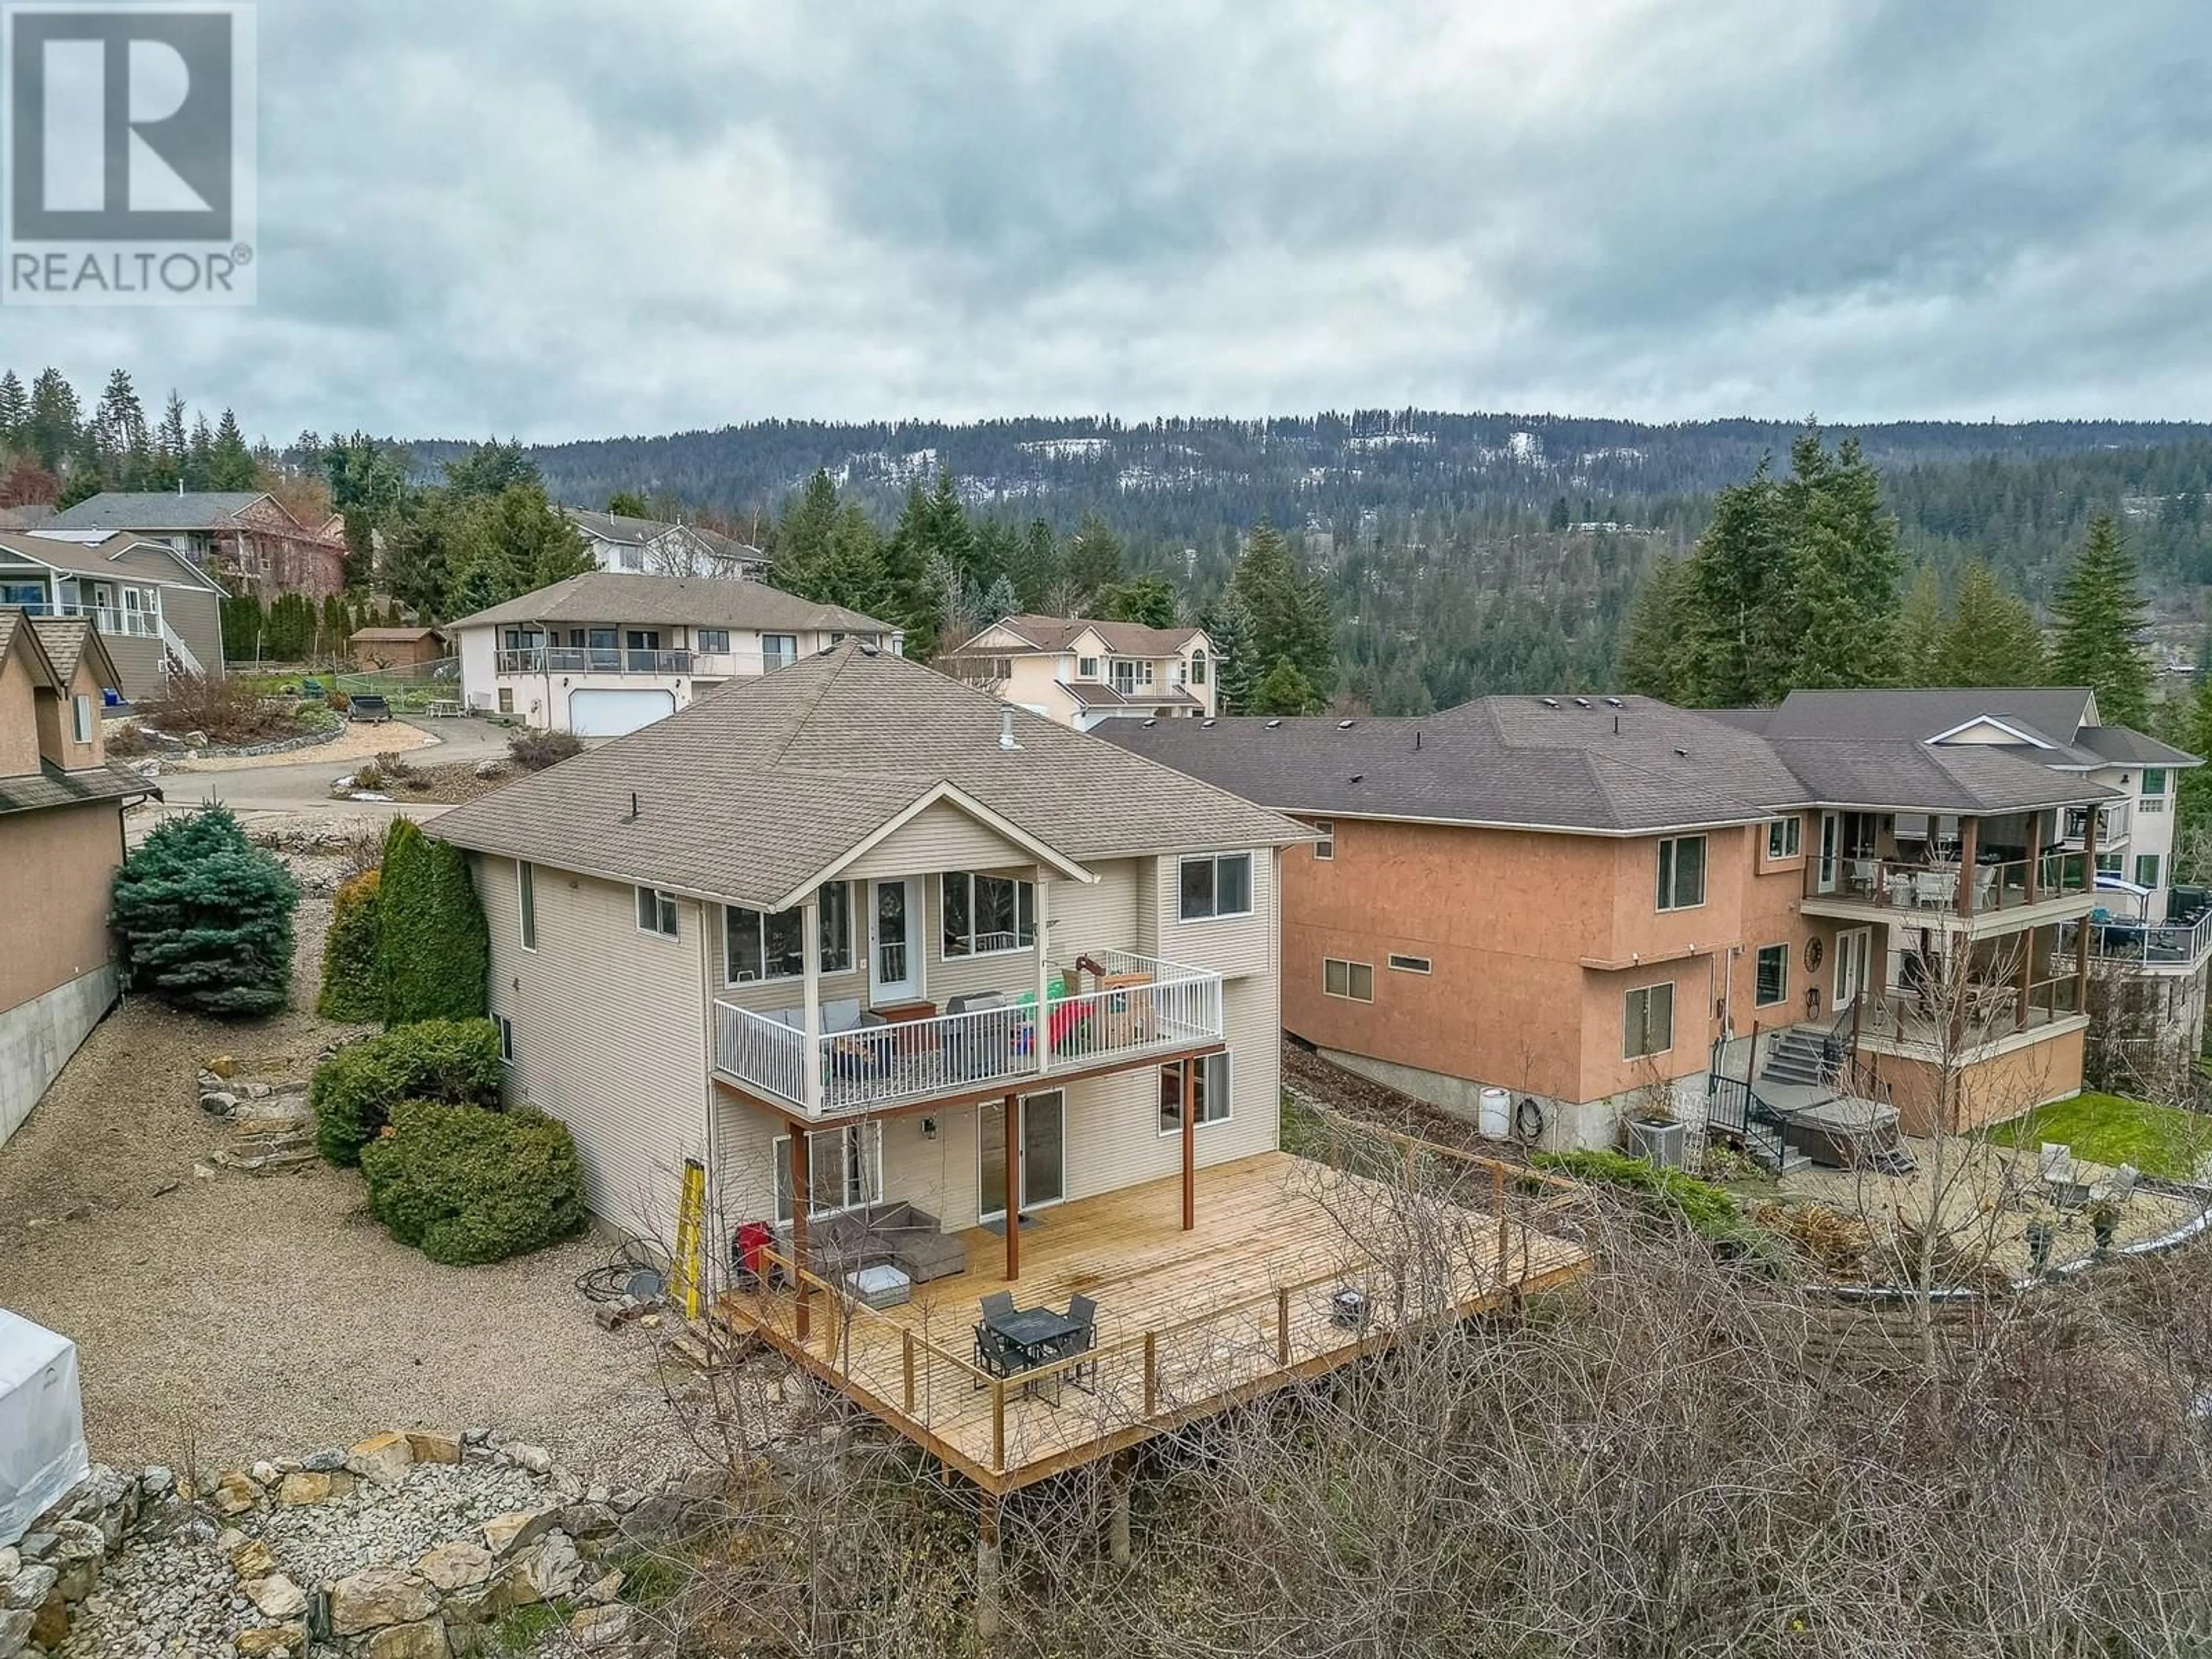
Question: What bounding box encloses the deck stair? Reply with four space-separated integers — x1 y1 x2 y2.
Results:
1760 1028 1842 1091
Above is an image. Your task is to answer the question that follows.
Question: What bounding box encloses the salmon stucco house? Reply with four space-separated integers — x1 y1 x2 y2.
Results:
1112 690 2141 1157
0 612 158 1148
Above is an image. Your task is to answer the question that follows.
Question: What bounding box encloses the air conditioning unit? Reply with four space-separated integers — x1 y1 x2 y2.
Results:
1625 1117 1687 1171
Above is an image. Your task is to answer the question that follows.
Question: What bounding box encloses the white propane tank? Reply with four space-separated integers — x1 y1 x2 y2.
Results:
1478 1086 1512 1140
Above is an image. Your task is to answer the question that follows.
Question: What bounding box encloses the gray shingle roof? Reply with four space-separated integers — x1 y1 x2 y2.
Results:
430 642 1308 909
1104 692 2117 833
0 759 157 815
445 573 892 635
1751 687 2099 743
562 509 764 563
47 491 271 531
2076 726 2199 767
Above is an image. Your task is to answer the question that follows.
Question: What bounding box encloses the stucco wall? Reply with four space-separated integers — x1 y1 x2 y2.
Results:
1863 1024 2087 1137
0 801 123 1015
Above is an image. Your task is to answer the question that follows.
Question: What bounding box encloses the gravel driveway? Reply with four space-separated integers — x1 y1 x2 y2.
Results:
0 838 702 1487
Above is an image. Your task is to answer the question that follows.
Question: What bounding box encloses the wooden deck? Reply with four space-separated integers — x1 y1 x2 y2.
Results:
715 1149 1592 1493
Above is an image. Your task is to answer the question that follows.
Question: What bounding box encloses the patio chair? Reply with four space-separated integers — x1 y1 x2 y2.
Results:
1914 869 1955 909
973 1322 1027 1385
2037 1142 2073 1185
1973 865 1998 910
2094 1163 2139 1207
1054 1293 1099 1391
1847 857 1877 892
980 1290 1016 1324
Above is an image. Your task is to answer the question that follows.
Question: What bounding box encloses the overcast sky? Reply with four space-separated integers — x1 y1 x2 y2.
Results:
9 0 2211 441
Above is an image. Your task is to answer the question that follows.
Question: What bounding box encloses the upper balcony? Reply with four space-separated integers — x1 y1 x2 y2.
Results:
713 948 1225 1119
1805 850 2091 919
2057 913 2212 973
497 645 694 676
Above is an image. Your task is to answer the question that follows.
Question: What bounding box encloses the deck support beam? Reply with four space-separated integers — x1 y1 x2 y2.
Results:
1108 1452 1132 1566
1003 1092 1021 1282
1180 1058 1196 1232
791 1127 812 1342
976 1494 1003 1642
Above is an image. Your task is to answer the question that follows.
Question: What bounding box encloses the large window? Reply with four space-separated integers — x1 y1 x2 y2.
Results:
1754 944 1787 1007
1323 958 1374 1001
1656 836 1706 911
1765 817 1801 860
941 872 1035 956
1158 1052 1232 1133
698 628 730 653
518 862 537 950
2143 768 2168 796
772 1123 882 1222
1189 650 1207 685
1179 853 1252 921
635 886 679 938
763 633 798 671
1624 982 1674 1059
725 882 853 981
2136 853 2162 889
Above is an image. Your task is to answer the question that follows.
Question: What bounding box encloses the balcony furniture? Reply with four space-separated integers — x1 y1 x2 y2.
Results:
943 992 1017 1080
777 1199 967 1284
1885 871 1915 907
974 1320 1027 1383
2037 1143 2091 1209
1330 1286 1372 1329
1973 865 1998 909
846 1263 912 1310
1099 972 1157 1047
1847 858 1877 893
2093 1164 2139 1209
1913 868 1956 909
1055 1293 1099 1390
983 1303 1086 1402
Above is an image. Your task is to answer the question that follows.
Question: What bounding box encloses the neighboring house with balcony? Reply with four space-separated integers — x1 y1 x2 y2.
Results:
941 615 1215 729
0 531 226 699
0 611 159 1149
1111 691 2125 1157
47 491 347 601
561 509 769 581
447 572 901 736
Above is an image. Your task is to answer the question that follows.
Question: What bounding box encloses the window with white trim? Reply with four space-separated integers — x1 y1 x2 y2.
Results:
941 872 1035 956
725 882 853 980
518 862 537 950
772 1124 883 1222
1656 836 1706 911
698 628 730 653
635 886 679 938
1624 982 1674 1059
1077 656 1100 679
763 633 799 671
1179 853 1252 921
2143 767 2168 796
1388 953 1430 974
1311 819 1335 860
1190 650 1207 685
1158 1052 1231 1132
1323 957 1374 1001
494 1014 514 1066
1765 817 1801 860
2136 853 2162 889
71 694 92 744
1754 944 1787 1007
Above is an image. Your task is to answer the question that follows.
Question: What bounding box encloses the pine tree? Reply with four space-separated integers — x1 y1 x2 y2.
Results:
1202 588 1261 713
1616 554 1689 699
1100 573 1178 628
1250 656 1321 715
774 469 842 601
1064 511 1124 610
819 503 893 618
25 368 80 470
1009 518 1061 611
0 371 29 448
925 470 978 585
1231 521 1335 699
1676 461 1790 704
2050 514 2152 729
1784 434 1902 689
980 573 1018 623
111 805 298 1017
1897 563 1945 685
1937 560 2045 687
185 414 214 490
882 483 940 654
207 408 256 489
92 368 147 485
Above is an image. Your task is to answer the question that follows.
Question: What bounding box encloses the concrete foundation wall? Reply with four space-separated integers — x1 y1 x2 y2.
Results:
1315 1044 1692 1154
0 964 118 1149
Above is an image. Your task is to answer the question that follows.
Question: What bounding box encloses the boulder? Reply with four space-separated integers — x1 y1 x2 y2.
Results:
0 1607 34 1658
139 1465 176 1500
12 1537 52 1565
578 1569 624 1606
302 1448 349 1473
406 1430 463 1467
521 1532 582 1602
250 1460 281 1487
246 1573 309 1620
472 757 507 780
569 1604 632 1651
229 1538 278 1580
45 1522 104 1601
481 1508 556 1558
205 1054 238 1078
199 1090 238 1115
234 1622 308 1657
499 1443 552 1475
0 1548 14 1582
413 1541 494 1593
213 1471 261 1516
28 1594 65 1650
366 1619 449 1659
347 1431 415 1487
557 1501 617 1540
329 1569 438 1636
278 1470 355 1506
3 1566 56 1611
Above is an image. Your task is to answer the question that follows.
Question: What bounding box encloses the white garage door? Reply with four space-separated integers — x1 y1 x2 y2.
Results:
567 688 675 737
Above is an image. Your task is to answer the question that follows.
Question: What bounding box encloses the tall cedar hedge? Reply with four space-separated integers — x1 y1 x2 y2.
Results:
376 818 488 1027
361 1101 588 1264
315 869 383 1022
308 1016 504 1166
110 805 298 1017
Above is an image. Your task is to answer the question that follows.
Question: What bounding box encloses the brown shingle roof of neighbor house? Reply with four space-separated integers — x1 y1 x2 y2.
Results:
430 641 1309 912
25 615 91 684
562 509 765 563
0 758 159 814
349 626 444 643
978 614 1205 657
1101 692 2116 835
445 573 893 637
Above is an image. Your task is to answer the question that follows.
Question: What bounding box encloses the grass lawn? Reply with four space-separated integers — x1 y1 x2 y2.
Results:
1990 1093 2212 1182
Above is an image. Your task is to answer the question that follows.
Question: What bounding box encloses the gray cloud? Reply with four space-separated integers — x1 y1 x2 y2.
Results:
4 0 2209 441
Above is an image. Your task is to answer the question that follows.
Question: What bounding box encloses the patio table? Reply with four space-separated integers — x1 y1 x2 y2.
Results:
988 1305 1082 1364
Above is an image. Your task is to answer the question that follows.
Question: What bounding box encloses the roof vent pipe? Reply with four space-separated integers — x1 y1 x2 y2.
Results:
998 706 1019 751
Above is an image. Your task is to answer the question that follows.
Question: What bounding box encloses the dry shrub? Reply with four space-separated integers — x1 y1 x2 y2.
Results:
1755 1199 1874 1278
104 719 150 756
508 727 584 771
139 671 305 745
374 749 423 787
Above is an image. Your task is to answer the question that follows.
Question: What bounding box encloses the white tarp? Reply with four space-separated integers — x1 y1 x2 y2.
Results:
0 1308 89 1546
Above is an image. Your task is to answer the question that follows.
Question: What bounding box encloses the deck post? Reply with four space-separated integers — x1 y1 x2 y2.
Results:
801 896 823 1114
903 1329 917 1412
790 1127 812 1343
976 1494 1003 1643
1180 1058 1196 1231
2018 923 2036 1025
1108 1452 1133 1566
991 1378 1007 1469
1142 1331 1157 1415
1957 816 1979 918
1035 872 1053 1074
2025 809 2043 905
1003 1092 1021 1282
1276 1287 1291 1367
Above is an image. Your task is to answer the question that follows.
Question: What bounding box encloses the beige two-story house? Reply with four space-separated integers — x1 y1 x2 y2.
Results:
1 612 158 1149
943 615 1216 730
449 572 902 736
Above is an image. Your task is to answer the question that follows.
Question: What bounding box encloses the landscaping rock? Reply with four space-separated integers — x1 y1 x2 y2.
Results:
557 1501 617 1540
329 1568 438 1635
349 1430 417 1486
499 1443 552 1475
413 1541 494 1593
229 1537 278 1580
14 1536 54 1565
303 1447 349 1472
406 1430 463 1466
278 1469 357 1505
245 1571 309 1619
481 1507 556 1558
138 1465 175 1501
2 1565 56 1611
569 1603 633 1650
367 1618 449 1659
0 1607 33 1658
578 1568 624 1605
520 1532 582 1601
234 1620 308 1656
472 757 506 780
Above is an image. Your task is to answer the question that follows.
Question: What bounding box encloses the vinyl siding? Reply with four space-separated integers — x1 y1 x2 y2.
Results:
1153 848 1274 977
840 800 1036 882
479 855 711 1239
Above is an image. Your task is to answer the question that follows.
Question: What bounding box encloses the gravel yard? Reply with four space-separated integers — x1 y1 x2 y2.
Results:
0 831 703 1488
159 718 434 773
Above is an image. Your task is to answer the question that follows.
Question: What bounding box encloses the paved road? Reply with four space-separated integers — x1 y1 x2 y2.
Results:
135 717 513 830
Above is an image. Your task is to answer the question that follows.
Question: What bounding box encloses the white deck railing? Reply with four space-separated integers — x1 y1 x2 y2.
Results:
712 952 1225 1117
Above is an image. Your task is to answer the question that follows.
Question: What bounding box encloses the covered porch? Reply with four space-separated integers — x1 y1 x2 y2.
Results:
1801 806 2099 924
715 1150 1593 1492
